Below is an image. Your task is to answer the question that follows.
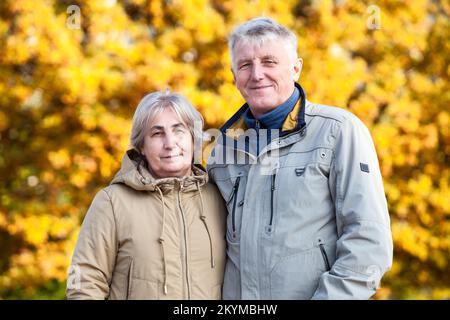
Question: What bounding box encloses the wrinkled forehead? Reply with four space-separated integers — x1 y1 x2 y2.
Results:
231 36 294 65
233 33 282 52
146 105 187 130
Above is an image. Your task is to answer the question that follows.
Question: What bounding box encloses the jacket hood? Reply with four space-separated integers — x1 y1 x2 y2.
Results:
110 149 208 193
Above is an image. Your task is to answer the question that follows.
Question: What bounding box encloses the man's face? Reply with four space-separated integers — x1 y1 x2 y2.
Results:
231 39 302 118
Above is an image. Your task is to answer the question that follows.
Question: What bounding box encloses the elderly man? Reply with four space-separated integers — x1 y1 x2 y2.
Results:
206 17 393 299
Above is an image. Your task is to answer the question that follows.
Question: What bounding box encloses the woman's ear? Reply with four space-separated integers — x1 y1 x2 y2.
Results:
138 147 146 160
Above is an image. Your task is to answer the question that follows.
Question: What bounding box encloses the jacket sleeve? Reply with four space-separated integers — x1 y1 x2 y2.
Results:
66 189 118 300
312 114 393 300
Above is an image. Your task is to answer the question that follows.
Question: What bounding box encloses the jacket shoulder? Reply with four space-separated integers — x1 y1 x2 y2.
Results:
305 101 356 123
103 182 139 199
305 101 369 133
99 184 138 219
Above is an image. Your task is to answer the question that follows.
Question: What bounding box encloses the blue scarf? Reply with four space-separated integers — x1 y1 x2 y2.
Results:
243 87 299 154
244 87 299 130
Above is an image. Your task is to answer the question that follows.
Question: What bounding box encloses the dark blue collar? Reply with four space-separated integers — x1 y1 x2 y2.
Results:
244 87 300 130
219 83 307 136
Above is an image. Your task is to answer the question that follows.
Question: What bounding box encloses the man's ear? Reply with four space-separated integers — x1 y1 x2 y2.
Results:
231 67 236 85
293 58 303 81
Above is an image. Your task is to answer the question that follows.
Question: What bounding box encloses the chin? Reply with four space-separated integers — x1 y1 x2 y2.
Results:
248 98 273 108
165 165 190 175
250 104 275 115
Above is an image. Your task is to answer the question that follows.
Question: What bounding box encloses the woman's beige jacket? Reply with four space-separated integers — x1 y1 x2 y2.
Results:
66 149 226 299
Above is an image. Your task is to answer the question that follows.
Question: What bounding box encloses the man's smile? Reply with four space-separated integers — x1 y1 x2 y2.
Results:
250 85 273 90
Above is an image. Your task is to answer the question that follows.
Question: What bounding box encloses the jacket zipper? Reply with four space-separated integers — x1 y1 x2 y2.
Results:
319 243 331 271
200 216 215 268
267 172 276 233
265 126 305 232
177 184 191 299
226 184 236 206
255 120 260 155
231 176 241 240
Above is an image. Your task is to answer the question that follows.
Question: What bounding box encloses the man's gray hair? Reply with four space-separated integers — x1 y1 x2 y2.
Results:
130 90 204 151
228 17 298 70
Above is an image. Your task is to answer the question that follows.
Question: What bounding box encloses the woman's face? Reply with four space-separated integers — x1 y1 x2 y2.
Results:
141 107 193 179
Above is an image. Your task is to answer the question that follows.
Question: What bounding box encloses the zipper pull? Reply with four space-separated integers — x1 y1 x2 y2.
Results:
271 173 276 191
255 120 260 155
231 176 241 238
268 172 276 234
234 176 241 189
179 179 184 191
226 176 241 206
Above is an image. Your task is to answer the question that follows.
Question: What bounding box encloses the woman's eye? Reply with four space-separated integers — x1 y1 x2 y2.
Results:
152 132 162 136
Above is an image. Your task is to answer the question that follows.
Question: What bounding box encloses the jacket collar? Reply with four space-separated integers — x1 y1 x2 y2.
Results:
220 82 307 140
110 149 208 193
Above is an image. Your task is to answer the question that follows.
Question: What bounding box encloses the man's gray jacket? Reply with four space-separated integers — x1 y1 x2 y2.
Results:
206 84 393 299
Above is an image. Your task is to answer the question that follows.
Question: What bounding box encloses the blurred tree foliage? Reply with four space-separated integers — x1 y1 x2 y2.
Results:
0 0 449 299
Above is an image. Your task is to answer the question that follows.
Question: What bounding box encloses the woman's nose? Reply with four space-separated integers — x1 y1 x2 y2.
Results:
163 133 177 149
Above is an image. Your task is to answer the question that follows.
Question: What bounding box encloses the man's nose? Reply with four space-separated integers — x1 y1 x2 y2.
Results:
250 64 264 81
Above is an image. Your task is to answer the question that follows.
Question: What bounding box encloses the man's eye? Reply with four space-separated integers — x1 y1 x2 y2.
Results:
263 60 276 65
239 63 250 69
152 132 162 136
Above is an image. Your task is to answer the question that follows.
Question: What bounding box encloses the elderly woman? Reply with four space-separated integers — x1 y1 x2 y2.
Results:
66 91 226 299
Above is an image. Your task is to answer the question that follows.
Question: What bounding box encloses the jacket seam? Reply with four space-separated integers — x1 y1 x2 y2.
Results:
102 188 119 252
332 262 372 276
126 275 158 283
269 246 318 274
338 218 392 231
331 138 343 219
282 146 334 155
305 112 344 123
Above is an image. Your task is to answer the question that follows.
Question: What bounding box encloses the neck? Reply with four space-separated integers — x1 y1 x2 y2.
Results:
244 87 299 130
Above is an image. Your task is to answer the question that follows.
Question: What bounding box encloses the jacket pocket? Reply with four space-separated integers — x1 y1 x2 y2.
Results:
210 166 246 243
211 284 222 300
229 176 241 242
126 258 134 299
128 278 159 300
270 248 325 299
318 239 331 271
265 172 277 235
108 256 133 300
223 176 244 244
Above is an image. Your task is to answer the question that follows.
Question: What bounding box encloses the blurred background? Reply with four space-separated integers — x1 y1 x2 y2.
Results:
0 0 449 299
